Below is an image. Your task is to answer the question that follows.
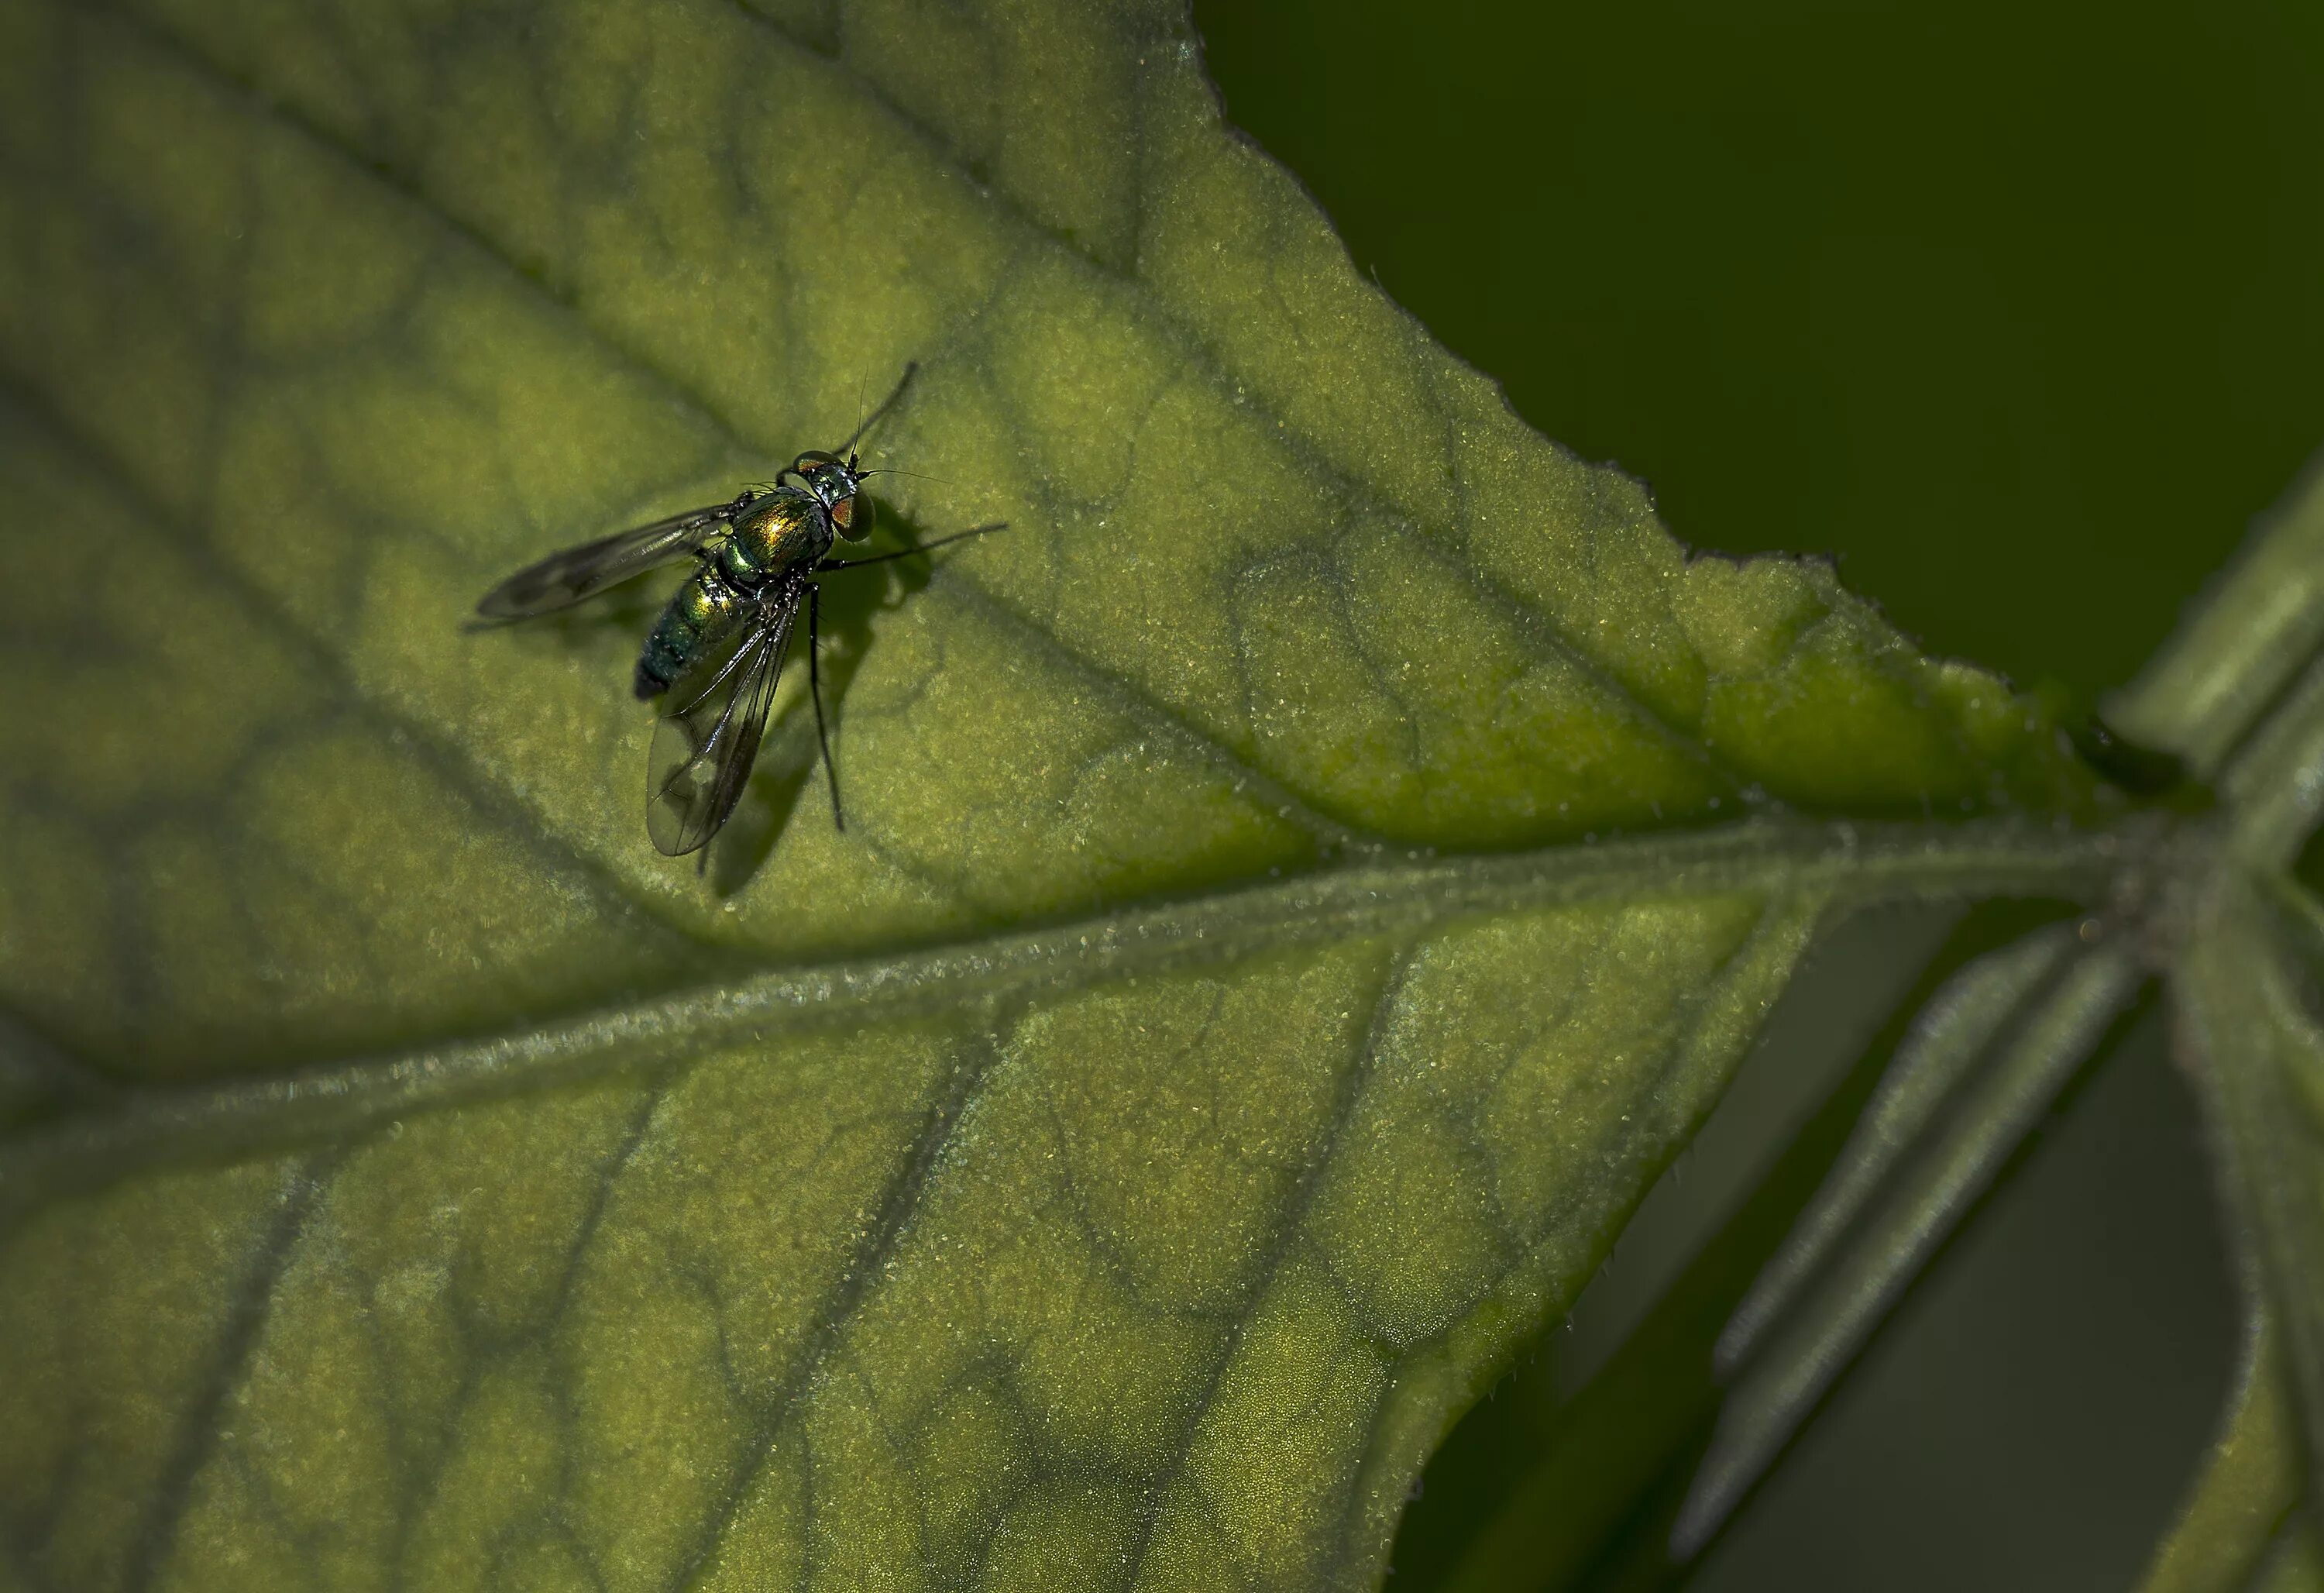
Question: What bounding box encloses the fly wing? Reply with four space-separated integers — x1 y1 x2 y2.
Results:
476 501 738 619
644 578 801 855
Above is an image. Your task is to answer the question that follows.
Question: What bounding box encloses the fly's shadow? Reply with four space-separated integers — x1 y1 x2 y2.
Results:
703 504 963 896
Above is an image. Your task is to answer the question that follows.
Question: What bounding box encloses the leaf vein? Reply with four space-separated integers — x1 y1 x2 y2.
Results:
1122 941 1413 1581
122 1148 342 1593
669 1024 1006 1591
108 0 1758 817
0 376 746 970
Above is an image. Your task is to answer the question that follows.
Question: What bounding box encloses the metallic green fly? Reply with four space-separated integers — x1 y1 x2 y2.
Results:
475 368 1002 857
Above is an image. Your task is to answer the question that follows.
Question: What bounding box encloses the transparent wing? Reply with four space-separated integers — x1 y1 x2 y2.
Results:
644 577 802 856
475 500 740 619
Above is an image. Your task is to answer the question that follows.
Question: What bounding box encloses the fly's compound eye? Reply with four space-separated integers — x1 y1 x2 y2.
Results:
831 490 875 539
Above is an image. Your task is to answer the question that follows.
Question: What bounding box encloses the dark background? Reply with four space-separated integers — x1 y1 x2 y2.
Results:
1191 1 2324 1586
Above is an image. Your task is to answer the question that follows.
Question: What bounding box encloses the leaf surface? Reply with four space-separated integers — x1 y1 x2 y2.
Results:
0 1 2106 1587
2139 1313 2302 1593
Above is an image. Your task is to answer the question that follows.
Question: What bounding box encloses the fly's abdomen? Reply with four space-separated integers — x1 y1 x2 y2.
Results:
634 565 746 699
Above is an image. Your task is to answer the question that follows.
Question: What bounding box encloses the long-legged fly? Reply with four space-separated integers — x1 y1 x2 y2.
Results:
475 366 1002 857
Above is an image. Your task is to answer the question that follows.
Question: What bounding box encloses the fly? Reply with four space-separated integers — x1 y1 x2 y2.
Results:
474 366 1003 858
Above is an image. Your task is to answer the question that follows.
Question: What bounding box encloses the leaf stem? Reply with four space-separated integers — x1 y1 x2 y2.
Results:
1710 920 2082 1374
2174 872 2324 1542
2221 651 2324 869
2110 449 2324 781
1672 935 2143 1556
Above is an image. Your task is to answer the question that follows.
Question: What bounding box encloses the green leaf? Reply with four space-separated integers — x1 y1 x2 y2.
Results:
2139 1313 2302 1593
0 1 2114 1587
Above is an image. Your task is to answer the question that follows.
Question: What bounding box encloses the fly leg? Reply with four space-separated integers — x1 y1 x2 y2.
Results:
813 521 1008 575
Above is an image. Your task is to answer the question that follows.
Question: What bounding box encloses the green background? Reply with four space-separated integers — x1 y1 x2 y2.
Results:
1194 0 2322 1585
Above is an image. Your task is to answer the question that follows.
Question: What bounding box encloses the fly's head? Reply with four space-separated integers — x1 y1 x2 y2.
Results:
789 449 875 541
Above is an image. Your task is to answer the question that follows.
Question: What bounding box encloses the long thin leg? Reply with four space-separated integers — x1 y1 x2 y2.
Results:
813 521 1008 576
806 581 844 831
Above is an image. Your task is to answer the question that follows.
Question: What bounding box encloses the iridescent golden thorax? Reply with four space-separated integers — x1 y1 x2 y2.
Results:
721 490 829 585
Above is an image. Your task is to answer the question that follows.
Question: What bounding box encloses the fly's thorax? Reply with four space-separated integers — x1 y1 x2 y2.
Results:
719 488 829 587
635 564 746 699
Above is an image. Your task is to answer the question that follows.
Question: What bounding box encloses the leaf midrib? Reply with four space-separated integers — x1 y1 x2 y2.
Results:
1 814 2137 1227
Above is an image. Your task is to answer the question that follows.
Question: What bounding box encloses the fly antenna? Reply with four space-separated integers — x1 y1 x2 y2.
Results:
839 361 918 458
